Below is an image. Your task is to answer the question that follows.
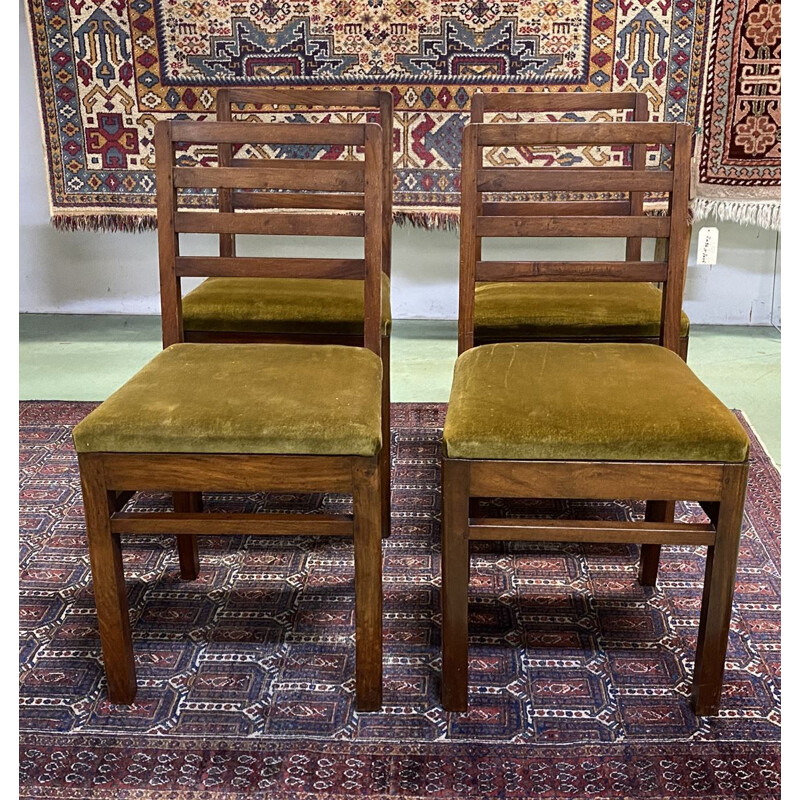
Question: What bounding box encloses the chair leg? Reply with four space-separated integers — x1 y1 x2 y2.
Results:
173 492 201 580
380 334 391 540
639 501 675 586
691 463 749 715
352 458 383 711
78 454 137 704
441 458 470 712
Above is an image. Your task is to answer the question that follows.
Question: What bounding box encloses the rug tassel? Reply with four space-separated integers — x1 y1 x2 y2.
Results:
691 198 781 231
50 214 158 233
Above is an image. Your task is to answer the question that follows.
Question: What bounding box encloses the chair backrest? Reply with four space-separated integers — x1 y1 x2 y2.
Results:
471 92 650 262
458 121 692 355
216 88 393 277
154 120 384 355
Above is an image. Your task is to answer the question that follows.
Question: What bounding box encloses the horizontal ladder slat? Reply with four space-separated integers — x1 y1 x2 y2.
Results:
476 216 670 238
175 166 364 192
477 168 673 193
224 88 383 108
111 512 354 537
468 518 716 545
175 256 365 279
232 191 365 211
475 260 668 282
230 158 364 172
481 200 632 217
175 211 365 237
475 122 677 146
171 120 367 145
479 92 638 113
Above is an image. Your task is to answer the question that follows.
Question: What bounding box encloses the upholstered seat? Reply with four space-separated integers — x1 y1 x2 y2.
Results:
182 274 392 336
443 342 749 463
474 282 690 340
73 343 382 456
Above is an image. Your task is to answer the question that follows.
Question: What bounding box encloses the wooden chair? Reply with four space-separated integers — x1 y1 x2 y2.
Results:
180 89 394 541
470 91 690 359
72 120 385 711
441 120 750 716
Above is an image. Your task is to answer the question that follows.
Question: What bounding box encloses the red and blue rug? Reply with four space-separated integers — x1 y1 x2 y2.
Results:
19 402 780 798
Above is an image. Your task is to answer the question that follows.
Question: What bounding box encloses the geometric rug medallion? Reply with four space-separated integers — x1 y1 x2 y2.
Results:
19 402 780 798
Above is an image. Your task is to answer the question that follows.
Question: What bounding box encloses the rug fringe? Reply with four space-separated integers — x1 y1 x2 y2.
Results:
50 213 158 233
691 197 781 231
393 209 460 232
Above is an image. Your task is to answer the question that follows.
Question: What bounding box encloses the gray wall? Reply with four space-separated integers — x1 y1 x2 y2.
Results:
19 5 781 324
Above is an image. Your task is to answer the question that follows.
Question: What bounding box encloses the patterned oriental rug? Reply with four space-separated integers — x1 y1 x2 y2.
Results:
19 402 780 799
25 0 779 233
695 0 781 229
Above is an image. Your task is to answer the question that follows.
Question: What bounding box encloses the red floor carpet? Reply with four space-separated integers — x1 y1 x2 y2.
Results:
19 402 780 798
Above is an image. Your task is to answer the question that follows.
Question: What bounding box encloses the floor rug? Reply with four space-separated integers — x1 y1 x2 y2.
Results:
26 1 715 231
19 401 780 798
695 0 781 230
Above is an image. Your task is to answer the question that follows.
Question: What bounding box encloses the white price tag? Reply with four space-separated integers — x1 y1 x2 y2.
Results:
697 226 719 266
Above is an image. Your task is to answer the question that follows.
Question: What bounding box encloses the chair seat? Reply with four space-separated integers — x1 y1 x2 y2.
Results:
182 274 392 336
73 344 382 457
474 282 690 340
443 343 749 463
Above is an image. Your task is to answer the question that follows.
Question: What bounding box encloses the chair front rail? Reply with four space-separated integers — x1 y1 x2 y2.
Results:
465 458 729 500
99 452 358 492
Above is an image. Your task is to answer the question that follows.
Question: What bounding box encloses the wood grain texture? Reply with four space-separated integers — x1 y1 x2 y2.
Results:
171 120 366 145
173 491 201 580
474 261 668 282
101 453 355 492
468 460 727 500
232 191 365 211
174 165 365 192
175 256 365 279
174 211 365 237
111 512 354 537
476 168 673 193
78 453 136 704
638 500 674 586
472 91 639 113
692 463 749 715
476 121 677 146
155 121 183 348
468 517 715 545
441 458 470 712
475 215 670 238
458 124 478 354
352 458 383 711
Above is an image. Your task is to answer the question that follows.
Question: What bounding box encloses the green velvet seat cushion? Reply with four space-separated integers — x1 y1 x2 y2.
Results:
443 343 749 462
73 344 382 456
182 274 392 336
474 282 690 339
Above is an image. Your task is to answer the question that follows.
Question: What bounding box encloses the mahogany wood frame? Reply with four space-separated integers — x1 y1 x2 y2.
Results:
442 120 748 716
469 91 688 359
80 120 386 711
177 88 395 541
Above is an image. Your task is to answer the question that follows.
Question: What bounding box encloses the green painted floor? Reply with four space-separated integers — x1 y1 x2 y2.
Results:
20 315 781 466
